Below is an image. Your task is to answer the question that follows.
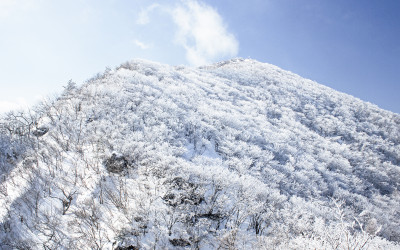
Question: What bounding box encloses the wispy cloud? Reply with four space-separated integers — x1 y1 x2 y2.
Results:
0 95 44 114
135 0 239 66
134 39 151 49
0 98 29 113
0 0 17 18
136 3 160 25
171 0 239 66
0 0 38 19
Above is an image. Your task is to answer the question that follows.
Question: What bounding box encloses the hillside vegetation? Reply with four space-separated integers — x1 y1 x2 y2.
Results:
0 59 399 249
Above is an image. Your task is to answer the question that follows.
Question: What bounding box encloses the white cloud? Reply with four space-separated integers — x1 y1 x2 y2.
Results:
134 39 151 49
0 95 44 114
0 0 38 19
136 3 160 25
171 0 239 66
0 0 16 18
0 97 29 114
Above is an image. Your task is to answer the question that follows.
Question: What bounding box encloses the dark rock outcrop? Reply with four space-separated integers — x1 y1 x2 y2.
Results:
104 153 129 173
32 127 49 137
169 238 191 247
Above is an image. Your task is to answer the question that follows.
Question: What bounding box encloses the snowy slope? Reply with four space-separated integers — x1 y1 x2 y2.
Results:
0 58 399 249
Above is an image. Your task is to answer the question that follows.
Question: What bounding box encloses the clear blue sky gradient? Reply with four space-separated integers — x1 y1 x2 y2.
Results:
205 0 400 114
0 0 399 114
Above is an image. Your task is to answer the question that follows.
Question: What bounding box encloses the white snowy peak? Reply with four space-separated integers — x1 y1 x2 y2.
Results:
0 58 399 249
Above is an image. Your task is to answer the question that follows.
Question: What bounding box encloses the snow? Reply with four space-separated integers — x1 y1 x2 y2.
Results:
0 58 399 249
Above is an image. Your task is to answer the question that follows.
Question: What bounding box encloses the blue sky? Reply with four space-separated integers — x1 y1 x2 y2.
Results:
0 0 399 114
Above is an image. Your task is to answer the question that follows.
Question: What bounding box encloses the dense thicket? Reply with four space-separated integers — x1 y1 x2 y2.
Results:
0 59 399 249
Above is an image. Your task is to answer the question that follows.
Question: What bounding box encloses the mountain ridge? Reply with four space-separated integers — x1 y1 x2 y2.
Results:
0 58 399 249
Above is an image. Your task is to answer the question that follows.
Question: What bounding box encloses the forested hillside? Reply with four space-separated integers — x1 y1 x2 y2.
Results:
0 59 399 249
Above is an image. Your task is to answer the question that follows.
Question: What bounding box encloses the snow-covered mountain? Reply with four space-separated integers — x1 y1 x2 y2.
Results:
0 59 399 249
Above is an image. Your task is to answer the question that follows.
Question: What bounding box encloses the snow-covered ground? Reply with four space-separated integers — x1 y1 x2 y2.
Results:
0 58 399 249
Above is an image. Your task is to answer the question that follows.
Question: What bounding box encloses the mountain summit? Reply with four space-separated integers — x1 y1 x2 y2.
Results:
0 59 399 249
